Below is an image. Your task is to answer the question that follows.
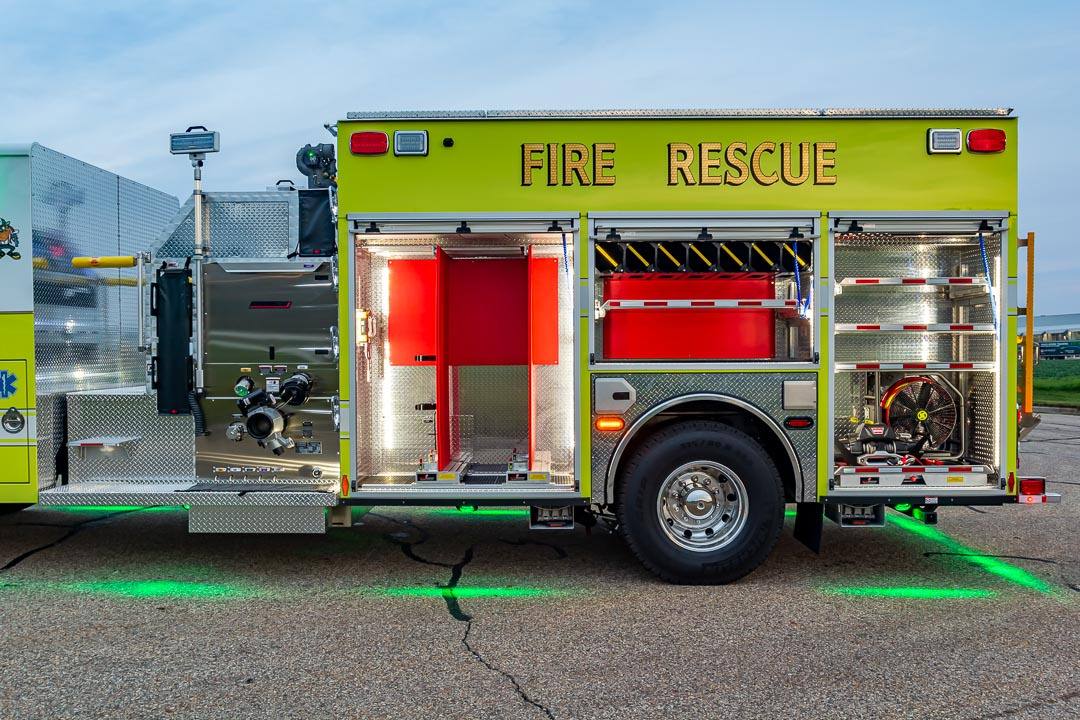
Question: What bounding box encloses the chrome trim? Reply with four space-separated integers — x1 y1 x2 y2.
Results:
344 108 1013 121
604 393 802 503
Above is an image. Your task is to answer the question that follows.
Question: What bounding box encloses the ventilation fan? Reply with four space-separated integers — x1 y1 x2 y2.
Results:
880 376 957 450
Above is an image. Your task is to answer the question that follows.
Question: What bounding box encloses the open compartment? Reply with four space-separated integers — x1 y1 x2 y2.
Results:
590 216 817 364
351 222 575 488
830 216 1005 490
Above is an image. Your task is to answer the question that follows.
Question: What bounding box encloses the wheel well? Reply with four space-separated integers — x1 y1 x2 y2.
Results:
609 399 800 504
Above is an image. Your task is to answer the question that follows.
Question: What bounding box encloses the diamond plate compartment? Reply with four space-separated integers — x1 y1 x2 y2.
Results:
30 145 178 399
154 192 297 259
591 372 818 504
189 505 327 534
67 388 194 483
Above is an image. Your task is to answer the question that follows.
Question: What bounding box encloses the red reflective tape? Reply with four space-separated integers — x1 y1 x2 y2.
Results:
903 325 927 330
949 278 973 284
952 324 974 331
855 363 878 369
855 468 878 473
739 301 763 306
690 301 712 307
901 278 926 284
856 324 880 330
951 363 974 369
854 279 879 284
954 467 972 472
902 363 928 369
643 301 666 307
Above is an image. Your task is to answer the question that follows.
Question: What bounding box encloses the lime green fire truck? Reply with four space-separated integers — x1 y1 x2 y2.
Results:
0 109 1055 584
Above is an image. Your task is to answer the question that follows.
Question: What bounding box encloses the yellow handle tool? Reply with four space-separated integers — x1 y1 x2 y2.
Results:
71 255 137 269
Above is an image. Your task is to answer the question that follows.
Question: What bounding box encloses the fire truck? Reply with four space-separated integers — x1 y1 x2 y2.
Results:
0 110 1056 584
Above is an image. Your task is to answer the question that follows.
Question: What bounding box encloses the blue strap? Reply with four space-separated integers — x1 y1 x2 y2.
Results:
979 233 998 329
793 238 803 313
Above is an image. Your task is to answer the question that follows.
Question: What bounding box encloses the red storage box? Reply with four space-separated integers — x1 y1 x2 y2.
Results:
602 275 776 360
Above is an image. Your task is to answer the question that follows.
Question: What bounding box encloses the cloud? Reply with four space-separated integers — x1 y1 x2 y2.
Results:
2 0 1078 311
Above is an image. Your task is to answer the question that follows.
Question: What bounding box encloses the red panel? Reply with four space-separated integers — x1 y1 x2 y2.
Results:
528 256 560 366
603 275 775 360
436 249 450 469
445 259 528 366
387 259 437 366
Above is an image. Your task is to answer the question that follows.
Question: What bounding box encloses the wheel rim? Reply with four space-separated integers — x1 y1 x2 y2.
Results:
655 460 749 552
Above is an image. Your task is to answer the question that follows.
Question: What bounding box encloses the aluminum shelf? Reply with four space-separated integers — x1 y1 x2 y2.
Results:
835 361 997 371
837 277 989 287
602 299 801 311
835 323 995 333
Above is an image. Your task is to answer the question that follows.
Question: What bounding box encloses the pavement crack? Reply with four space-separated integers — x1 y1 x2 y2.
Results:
0 508 145 575
969 688 1080 719
501 537 569 559
462 621 555 720
369 512 555 717
441 546 475 622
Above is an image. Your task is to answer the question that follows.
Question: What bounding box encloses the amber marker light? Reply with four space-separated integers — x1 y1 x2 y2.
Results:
595 417 625 432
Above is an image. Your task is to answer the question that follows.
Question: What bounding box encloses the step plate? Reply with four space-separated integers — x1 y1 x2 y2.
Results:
38 482 338 507
189 505 326 534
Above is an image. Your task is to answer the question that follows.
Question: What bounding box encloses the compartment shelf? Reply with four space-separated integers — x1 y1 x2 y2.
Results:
835 323 995 333
835 361 996 371
837 277 988 288
603 298 801 311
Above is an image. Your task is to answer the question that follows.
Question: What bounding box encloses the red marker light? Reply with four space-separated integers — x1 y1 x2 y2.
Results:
350 131 389 155
1019 477 1044 496
967 129 1007 153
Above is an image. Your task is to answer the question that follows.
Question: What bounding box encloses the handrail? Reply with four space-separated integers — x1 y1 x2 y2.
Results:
1020 232 1035 414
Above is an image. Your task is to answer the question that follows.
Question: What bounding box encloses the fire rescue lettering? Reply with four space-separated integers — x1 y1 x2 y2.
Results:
520 141 837 187
668 142 836 186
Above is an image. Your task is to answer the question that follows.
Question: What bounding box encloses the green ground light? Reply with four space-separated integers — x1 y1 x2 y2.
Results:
4 580 263 599
424 508 531 517
823 586 996 600
44 505 182 514
886 513 1052 593
383 586 565 599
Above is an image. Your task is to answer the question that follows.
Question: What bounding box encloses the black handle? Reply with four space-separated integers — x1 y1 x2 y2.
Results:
415 403 437 411
415 355 436 362
149 356 158 388
149 282 157 316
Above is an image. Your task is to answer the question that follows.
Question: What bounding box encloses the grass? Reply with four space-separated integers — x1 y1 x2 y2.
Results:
1033 358 1080 408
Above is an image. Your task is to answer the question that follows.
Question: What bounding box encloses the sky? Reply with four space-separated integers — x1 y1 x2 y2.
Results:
1 0 1077 313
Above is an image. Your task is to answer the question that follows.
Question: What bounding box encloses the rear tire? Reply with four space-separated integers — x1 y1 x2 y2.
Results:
615 420 784 584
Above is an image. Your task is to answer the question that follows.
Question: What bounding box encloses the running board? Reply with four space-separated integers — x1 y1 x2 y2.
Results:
38 482 338 534
350 480 579 502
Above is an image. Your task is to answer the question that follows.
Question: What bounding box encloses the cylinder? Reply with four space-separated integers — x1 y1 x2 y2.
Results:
71 255 137 269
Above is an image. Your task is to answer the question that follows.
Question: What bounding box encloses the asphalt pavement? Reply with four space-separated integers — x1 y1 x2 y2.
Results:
0 416 1077 719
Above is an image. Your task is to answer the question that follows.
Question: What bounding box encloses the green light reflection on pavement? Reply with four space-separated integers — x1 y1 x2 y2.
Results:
383 586 565 599
51 580 260 599
42 505 182 514
0 579 264 599
423 508 531 517
822 586 996 599
886 513 1052 594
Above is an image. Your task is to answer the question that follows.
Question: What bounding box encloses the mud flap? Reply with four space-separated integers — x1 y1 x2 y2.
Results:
793 502 823 553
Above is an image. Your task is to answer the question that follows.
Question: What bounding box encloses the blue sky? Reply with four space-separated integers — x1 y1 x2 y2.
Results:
2 0 1077 312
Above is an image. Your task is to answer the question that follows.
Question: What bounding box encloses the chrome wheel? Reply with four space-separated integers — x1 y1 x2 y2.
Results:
656 460 749 552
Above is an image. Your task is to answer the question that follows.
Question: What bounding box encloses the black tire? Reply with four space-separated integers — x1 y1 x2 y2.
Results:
0 504 29 516
615 420 784 584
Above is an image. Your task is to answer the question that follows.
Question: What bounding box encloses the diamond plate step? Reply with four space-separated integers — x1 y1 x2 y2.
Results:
37 482 338 507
